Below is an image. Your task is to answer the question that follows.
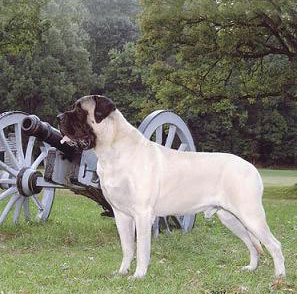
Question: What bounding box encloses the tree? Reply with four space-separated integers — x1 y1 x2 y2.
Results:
0 0 49 55
100 42 153 125
82 0 139 77
137 0 297 165
0 0 95 123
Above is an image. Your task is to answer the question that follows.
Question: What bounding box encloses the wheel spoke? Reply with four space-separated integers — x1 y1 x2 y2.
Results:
152 217 160 238
31 149 47 170
14 123 25 164
0 194 20 224
0 187 17 201
181 215 196 233
0 160 18 176
25 136 36 166
165 125 176 148
170 216 183 229
178 143 188 151
13 196 25 224
0 178 16 185
155 125 162 144
159 217 171 233
37 188 55 221
0 130 20 169
22 198 31 221
32 195 44 212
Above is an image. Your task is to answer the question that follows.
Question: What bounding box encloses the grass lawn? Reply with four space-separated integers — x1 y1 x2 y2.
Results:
259 169 297 187
0 170 296 294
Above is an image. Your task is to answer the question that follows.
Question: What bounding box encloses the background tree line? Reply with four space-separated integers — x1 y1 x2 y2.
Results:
0 0 296 166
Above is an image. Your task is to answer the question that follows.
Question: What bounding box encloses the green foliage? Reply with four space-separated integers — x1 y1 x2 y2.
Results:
100 42 153 125
0 0 141 124
0 0 49 55
82 0 139 76
0 0 95 122
0 0 296 165
137 0 297 165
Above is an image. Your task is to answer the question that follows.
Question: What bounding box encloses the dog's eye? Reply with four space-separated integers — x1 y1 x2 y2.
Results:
77 108 87 121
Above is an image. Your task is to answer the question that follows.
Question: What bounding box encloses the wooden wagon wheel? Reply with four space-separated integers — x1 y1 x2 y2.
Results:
138 110 197 237
0 112 55 224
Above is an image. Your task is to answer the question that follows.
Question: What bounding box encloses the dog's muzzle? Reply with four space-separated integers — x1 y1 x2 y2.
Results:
58 113 96 151
60 134 93 150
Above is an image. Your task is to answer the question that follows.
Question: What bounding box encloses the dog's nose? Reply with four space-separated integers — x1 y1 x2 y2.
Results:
57 113 65 121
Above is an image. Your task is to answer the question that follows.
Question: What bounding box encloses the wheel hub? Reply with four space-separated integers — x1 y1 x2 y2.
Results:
16 167 43 196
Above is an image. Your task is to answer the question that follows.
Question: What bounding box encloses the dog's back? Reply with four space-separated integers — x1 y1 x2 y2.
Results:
150 144 263 217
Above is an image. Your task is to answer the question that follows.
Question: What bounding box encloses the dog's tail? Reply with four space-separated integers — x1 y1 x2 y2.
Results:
249 232 264 254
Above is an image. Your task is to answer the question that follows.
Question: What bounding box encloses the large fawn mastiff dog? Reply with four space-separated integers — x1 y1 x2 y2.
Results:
58 95 285 279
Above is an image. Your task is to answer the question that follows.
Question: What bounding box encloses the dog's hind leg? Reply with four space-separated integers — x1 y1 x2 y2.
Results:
248 231 263 255
238 210 285 277
113 209 135 275
216 209 260 271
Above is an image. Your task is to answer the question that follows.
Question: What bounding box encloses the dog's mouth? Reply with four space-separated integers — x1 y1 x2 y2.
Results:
60 131 94 151
60 136 90 150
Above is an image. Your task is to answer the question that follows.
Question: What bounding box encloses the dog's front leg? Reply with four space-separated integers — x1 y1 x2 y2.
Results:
132 212 154 279
113 209 135 275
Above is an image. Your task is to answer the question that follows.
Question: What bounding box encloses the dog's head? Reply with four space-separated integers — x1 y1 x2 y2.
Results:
58 95 116 150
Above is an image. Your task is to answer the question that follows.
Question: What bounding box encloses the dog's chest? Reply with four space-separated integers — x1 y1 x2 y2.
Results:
97 160 134 212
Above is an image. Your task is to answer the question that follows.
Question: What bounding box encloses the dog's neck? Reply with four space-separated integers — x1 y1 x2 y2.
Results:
93 110 145 163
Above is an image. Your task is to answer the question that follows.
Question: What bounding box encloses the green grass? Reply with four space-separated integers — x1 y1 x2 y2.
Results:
259 169 297 187
0 170 297 294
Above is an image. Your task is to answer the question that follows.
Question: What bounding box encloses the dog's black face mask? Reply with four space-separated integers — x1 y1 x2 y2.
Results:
58 101 96 150
58 95 116 150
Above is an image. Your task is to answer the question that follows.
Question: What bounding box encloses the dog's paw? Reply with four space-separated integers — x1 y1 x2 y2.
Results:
111 270 120 277
275 272 286 278
128 271 146 280
241 265 257 272
112 269 129 277
119 269 129 275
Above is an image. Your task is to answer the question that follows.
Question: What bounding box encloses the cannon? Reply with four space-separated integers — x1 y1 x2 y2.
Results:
0 110 196 236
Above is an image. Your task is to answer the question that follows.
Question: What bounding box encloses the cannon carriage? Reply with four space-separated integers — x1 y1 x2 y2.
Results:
0 110 196 236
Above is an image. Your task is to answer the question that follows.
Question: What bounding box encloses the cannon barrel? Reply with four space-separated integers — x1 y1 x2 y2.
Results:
22 115 78 156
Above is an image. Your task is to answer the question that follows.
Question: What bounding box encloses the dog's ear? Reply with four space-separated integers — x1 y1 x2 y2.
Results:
93 95 116 123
